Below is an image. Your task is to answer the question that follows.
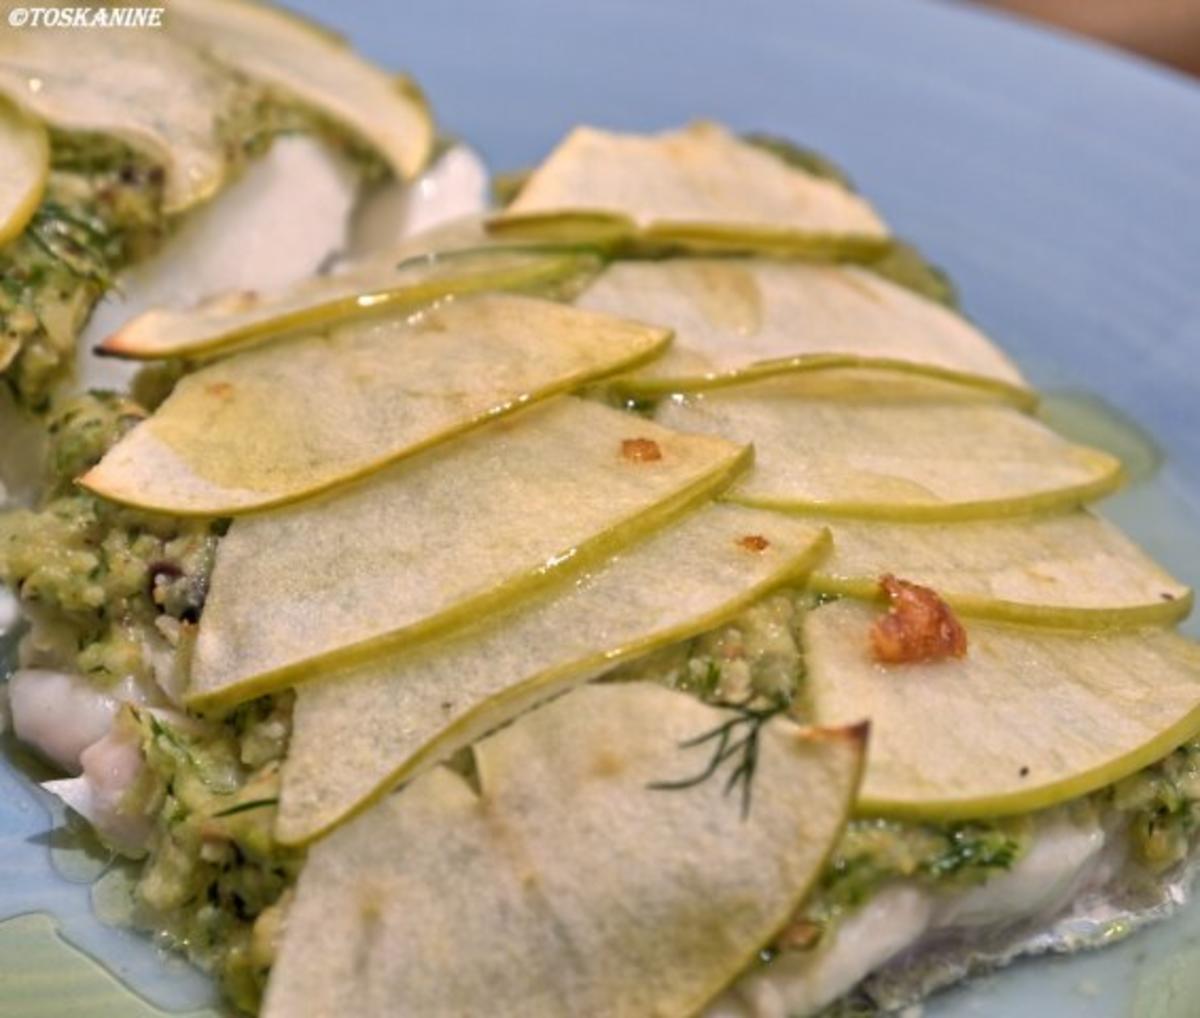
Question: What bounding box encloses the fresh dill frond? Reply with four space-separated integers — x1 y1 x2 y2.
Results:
647 698 787 819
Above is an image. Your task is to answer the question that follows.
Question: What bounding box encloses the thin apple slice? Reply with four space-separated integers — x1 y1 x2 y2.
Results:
0 98 47 246
83 295 668 516
97 245 596 360
577 259 1031 406
805 600 1200 820
488 122 889 256
188 397 748 711
77 134 361 394
262 683 864 1018
0 25 244 213
656 379 1122 520
811 511 1192 628
166 0 434 180
277 504 830 845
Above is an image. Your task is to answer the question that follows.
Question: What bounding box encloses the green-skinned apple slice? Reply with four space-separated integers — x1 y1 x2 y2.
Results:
188 397 748 712
656 379 1122 521
487 122 890 257
277 504 830 845
576 259 1031 405
97 244 595 360
262 683 864 1018
0 98 47 246
805 600 1200 820
78 133 361 394
166 0 433 180
83 294 668 516
811 511 1192 628
0 22 245 213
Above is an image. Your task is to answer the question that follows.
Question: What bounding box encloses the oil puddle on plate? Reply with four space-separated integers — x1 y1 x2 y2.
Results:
0 726 225 1016
0 913 222 1018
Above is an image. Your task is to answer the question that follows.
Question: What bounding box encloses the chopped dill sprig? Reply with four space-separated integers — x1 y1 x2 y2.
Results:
648 698 787 819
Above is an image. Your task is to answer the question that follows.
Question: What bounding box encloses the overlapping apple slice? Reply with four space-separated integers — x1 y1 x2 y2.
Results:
577 259 1031 405
166 0 434 181
656 378 1121 520
97 244 596 360
188 397 748 711
488 122 890 257
0 98 46 247
0 23 245 213
277 504 830 845
83 295 666 515
263 683 864 1018
811 511 1192 628
806 600 1200 820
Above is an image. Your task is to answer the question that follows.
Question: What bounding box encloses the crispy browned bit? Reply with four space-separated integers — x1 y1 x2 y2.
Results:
871 574 968 665
621 437 663 462
738 534 770 552
205 381 235 399
776 918 823 952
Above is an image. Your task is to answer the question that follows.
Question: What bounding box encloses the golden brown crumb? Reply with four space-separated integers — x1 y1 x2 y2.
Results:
205 381 234 399
737 534 770 552
621 437 663 462
871 574 968 665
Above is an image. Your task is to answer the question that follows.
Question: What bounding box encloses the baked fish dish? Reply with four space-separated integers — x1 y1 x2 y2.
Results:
1 4 1198 1016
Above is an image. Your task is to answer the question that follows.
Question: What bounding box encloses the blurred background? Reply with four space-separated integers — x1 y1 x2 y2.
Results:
977 0 1200 76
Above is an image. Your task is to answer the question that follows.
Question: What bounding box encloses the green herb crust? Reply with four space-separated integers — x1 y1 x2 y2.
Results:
128 696 300 1013
0 84 382 410
1110 737 1200 872
802 815 1033 941
0 393 219 686
0 136 165 408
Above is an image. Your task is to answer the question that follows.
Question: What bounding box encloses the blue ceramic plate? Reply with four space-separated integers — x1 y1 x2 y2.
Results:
3 1 1200 1014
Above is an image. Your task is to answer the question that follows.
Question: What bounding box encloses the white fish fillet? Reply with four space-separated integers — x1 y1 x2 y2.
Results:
77 135 361 393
